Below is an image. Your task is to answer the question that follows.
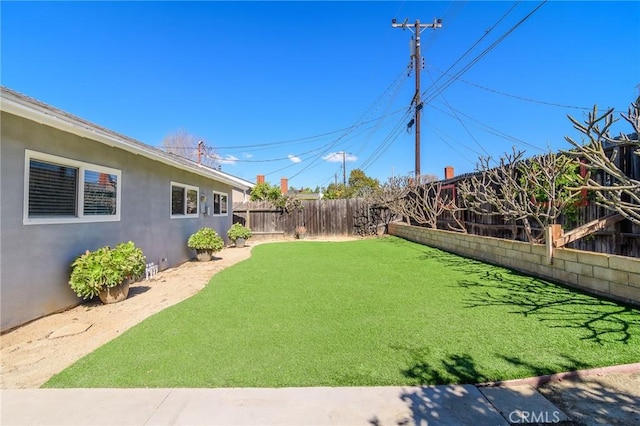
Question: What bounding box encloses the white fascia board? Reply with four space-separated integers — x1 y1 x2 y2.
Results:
197 166 255 190
1 89 252 191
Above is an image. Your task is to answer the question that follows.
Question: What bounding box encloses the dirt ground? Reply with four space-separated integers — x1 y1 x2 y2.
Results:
1 237 639 425
537 371 640 425
0 240 255 388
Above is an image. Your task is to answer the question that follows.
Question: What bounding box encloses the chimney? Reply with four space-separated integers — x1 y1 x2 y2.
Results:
256 174 265 184
280 177 289 195
444 166 454 180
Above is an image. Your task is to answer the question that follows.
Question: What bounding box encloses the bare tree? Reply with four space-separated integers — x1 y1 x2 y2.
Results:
367 175 412 223
563 97 640 224
438 185 468 233
458 148 580 243
161 129 220 168
365 175 466 232
401 181 466 232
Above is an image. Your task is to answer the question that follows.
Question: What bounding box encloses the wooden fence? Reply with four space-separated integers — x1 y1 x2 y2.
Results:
233 194 639 257
233 199 389 238
233 195 639 256
435 198 640 257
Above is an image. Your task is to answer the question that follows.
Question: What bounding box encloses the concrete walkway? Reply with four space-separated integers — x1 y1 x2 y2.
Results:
1 384 567 425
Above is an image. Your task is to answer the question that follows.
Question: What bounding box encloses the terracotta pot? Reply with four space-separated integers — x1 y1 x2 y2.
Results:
98 280 131 304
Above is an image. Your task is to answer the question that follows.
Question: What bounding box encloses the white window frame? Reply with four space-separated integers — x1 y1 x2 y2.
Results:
170 181 199 219
212 191 229 216
23 150 121 225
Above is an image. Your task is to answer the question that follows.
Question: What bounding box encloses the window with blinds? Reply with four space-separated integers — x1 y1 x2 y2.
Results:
171 182 199 218
24 150 121 224
28 160 78 216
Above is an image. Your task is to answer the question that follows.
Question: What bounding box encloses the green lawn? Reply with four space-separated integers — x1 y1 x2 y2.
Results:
44 237 640 388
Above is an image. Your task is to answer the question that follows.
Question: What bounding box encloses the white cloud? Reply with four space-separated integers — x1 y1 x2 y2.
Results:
322 152 358 162
210 154 238 165
242 152 254 159
288 154 302 163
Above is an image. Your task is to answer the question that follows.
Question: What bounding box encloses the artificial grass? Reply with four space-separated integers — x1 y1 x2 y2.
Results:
44 237 640 388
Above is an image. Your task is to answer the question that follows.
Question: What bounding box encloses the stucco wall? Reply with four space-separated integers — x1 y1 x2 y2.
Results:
1 112 233 331
389 222 640 306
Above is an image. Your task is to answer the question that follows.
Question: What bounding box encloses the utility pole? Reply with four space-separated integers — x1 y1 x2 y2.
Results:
391 17 442 179
342 151 346 186
197 140 204 165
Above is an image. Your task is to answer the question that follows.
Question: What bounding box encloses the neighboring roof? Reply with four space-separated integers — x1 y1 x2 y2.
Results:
0 86 253 191
287 190 322 200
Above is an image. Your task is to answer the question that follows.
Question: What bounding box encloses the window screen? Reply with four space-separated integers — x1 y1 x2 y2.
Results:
84 170 118 215
171 185 185 215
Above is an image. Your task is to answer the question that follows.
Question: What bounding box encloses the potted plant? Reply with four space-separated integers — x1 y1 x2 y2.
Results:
187 227 224 261
295 225 307 239
69 241 146 304
227 222 252 248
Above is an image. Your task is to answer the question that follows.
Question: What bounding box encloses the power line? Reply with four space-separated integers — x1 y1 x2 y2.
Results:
333 70 410 162
426 67 490 157
359 107 414 172
214 68 410 153
359 110 412 170
283 68 415 180
428 102 546 152
424 1 521 98
430 66 593 111
423 1 548 105
426 122 484 163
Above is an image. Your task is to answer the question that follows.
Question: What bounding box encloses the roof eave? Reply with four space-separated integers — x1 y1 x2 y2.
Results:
1 88 252 191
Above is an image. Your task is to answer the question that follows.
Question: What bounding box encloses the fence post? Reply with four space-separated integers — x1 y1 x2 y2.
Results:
545 224 563 264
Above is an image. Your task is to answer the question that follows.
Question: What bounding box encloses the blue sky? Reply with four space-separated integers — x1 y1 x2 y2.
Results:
2 1 639 190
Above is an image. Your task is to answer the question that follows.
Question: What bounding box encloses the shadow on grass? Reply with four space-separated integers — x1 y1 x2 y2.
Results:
422 248 640 344
399 348 488 385
497 353 591 380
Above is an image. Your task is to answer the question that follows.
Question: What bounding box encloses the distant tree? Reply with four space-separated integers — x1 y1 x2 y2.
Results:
563 96 640 224
162 129 219 168
348 169 380 197
323 183 350 199
322 169 380 199
250 181 302 212
250 182 282 203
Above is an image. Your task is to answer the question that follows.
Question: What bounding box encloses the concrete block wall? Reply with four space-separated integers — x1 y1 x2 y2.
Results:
389 222 640 306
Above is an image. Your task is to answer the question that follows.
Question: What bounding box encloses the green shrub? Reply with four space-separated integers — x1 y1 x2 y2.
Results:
227 223 252 242
69 241 146 299
187 227 224 251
